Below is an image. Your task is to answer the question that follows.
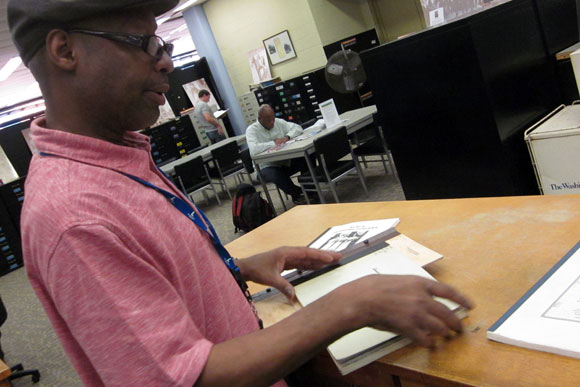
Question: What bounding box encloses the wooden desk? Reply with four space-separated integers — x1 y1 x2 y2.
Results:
225 195 580 386
0 358 10 386
252 106 377 206
159 134 247 175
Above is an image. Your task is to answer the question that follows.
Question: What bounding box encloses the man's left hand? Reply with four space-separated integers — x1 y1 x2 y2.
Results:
236 247 341 301
274 136 290 145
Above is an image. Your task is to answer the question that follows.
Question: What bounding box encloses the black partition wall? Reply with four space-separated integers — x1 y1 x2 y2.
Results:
362 0 578 200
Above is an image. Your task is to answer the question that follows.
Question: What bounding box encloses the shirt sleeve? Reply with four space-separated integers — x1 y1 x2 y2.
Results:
46 224 211 387
246 125 275 156
280 120 303 139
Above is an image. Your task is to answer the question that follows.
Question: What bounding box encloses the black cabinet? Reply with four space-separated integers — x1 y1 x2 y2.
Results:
0 177 26 276
362 0 574 199
142 115 201 167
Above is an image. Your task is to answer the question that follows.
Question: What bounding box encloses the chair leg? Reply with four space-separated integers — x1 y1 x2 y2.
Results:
210 181 222 206
216 170 232 200
362 155 368 168
380 155 389 175
201 189 209 205
8 369 41 383
329 181 340 203
222 178 232 200
276 186 287 211
354 158 369 196
300 183 311 205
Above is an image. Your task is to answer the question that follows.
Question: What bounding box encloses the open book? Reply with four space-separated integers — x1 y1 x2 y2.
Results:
251 219 462 374
294 243 466 375
277 218 442 285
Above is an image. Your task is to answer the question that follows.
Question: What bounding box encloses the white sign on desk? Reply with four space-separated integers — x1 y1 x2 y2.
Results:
319 99 341 128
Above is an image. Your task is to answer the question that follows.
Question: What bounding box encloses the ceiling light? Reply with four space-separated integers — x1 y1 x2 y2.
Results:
174 0 201 13
169 24 188 36
0 57 22 82
157 16 171 26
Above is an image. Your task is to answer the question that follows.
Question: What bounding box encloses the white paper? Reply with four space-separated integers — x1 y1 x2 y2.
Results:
571 49 580 97
319 99 341 128
309 218 400 252
295 245 460 362
0 144 19 184
488 245 580 358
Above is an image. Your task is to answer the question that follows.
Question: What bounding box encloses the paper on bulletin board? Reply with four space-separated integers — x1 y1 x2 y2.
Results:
151 98 176 128
0 144 18 185
248 47 272 84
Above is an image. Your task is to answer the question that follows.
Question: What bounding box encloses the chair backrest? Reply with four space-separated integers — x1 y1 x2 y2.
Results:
210 140 241 169
239 148 254 174
174 156 207 189
313 126 350 166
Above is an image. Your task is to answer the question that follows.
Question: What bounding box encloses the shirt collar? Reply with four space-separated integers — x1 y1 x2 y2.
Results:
30 117 155 178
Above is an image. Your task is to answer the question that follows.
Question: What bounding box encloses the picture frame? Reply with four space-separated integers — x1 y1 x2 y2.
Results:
263 30 297 66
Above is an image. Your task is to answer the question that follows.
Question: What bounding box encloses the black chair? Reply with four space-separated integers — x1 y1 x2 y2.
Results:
239 148 288 211
174 156 221 206
0 296 40 383
297 126 368 203
351 114 395 176
206 141 246 200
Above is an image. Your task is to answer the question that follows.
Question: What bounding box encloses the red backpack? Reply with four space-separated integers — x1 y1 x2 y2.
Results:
232 184 274 233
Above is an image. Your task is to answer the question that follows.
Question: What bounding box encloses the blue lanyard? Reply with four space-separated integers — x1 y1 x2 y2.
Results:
38 152 235 270
118 170 262 328
120 172 238 272
39 151 263 328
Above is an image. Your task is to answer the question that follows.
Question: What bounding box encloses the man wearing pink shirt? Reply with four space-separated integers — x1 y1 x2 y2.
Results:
9 0 473 385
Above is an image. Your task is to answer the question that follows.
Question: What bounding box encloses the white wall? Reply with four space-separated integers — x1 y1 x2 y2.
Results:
203 0 328 96
307 0 375 46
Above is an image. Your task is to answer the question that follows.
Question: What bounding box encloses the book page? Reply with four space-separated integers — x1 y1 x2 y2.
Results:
295 245 459 361
309 218 400 252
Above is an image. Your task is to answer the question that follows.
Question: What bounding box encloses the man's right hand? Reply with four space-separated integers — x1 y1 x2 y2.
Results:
328 275 474 347
198 274 473 386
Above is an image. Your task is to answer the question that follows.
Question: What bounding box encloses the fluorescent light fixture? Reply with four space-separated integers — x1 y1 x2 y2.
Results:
156 16 171 26
169 23 188 36
174 0 201 13
0 57 22 82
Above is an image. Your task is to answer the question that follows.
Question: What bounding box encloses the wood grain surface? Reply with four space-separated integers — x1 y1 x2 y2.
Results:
226 195 580 386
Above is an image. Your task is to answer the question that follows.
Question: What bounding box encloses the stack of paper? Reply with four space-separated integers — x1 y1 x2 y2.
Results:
295 245 465 375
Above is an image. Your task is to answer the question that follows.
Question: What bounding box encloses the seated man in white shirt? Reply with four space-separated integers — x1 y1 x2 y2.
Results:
246 104 313 204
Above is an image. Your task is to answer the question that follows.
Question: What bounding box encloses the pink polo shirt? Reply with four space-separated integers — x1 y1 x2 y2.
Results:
21 119 262 386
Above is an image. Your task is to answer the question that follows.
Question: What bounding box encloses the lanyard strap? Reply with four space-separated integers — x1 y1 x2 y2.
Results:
120 171 263 329
39 152 262 328
121 172 237 270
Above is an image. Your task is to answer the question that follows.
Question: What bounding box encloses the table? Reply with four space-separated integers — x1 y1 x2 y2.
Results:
252 106 377 207
225 195 580 386
0 359 9 386
159 134 246 175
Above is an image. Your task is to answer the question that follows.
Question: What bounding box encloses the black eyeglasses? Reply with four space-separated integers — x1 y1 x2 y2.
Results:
67 29 174 60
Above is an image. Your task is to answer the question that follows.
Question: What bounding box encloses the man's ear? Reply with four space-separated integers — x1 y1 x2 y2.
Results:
45 30 78 71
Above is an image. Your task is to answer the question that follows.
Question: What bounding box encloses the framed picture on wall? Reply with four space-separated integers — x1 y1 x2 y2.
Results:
263 30 297 65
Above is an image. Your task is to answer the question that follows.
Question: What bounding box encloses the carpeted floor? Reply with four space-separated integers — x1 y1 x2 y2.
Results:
0 157 404 386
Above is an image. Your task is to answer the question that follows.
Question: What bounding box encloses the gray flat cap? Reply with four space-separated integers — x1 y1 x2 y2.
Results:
8 0 180 65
